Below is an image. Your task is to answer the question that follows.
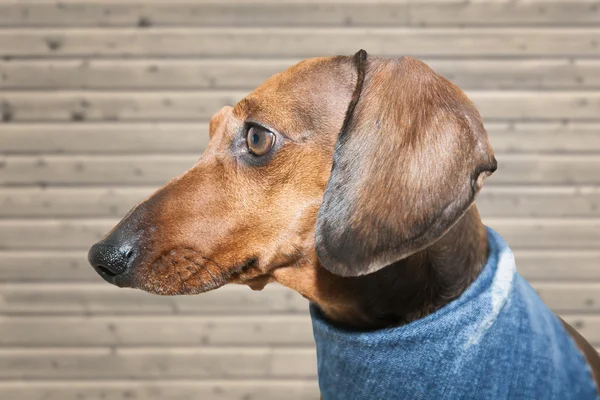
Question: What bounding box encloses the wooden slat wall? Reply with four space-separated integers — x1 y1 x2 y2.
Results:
0 1 599 399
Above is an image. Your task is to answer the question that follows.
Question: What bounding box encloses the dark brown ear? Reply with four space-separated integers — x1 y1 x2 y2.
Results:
316 54 497 277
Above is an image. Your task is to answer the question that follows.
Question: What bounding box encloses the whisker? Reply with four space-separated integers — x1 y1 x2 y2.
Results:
183 256 202 276
201 255 226 274
177 270 187 293
292 245 313 267
184 256 220 288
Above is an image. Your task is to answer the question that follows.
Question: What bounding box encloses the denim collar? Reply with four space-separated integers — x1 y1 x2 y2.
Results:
310 228 598 400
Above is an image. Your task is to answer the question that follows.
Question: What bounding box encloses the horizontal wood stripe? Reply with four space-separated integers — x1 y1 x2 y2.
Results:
0 1 598 28
0 284 308 316
2 59 600 90
0 315 315 347
0 347 317 379
1 91 599 122
0 380 319 400
1 29 599 58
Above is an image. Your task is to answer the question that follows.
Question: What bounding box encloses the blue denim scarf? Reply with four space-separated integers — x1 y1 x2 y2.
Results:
310 228 598 399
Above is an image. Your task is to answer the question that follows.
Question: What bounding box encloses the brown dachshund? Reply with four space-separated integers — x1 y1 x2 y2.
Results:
89 50 599 394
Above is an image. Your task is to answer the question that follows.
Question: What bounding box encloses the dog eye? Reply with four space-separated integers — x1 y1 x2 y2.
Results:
246 126 275 156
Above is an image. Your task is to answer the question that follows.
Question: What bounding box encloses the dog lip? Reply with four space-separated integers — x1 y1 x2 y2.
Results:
96 252 260 295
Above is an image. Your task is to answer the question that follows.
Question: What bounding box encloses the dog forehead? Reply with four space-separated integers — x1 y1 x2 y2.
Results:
233 56 357 139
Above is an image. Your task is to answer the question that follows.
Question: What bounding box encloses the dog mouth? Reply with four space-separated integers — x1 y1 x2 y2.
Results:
101 249 259 296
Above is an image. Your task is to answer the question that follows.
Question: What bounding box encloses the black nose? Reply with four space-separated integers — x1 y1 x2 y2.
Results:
88 242 133 277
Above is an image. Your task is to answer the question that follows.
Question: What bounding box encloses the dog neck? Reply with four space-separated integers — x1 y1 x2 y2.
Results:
284 206 490 330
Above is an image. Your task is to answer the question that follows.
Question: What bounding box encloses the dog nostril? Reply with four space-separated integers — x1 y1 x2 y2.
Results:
88 242 132 277
96 265 118 277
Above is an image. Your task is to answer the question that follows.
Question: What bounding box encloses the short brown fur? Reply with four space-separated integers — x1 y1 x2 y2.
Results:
90 52 600 392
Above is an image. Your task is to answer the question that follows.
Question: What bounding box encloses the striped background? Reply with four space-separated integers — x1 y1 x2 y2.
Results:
0 1 599 399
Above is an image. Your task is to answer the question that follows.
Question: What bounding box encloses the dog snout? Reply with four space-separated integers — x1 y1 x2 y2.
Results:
88 240 134 280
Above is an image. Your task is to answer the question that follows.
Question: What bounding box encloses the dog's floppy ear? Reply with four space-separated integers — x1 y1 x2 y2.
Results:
316 53 497 277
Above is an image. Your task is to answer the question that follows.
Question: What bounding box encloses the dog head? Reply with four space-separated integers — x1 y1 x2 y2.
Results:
88 51 496 297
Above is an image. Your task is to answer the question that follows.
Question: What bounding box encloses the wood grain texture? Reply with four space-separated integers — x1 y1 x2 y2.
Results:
2 59 599 90
0 347 317 379
1 0 599 392
478 187 600 218
0 315 315 347
514 251 600 281
1 28 599 58
0 123 210 154
2 91 599 122
0 381 319 400
0 1 598 28
0 284 308 316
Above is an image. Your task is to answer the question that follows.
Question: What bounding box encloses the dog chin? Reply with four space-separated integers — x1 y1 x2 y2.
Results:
136 278 227 296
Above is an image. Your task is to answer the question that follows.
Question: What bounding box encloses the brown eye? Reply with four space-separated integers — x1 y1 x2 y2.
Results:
246 126 275 156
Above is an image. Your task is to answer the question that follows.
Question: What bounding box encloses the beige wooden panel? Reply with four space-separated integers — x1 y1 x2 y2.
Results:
0 219 114 250
515 251 600 281
561 315 600 345
3 153 600 186
0 347 316 379
409 1 600 27
0 187 152 217
477 187 600 218
0 91 241 122
3 186 600 218
0 380 318 400
0 123 209 154
0 251 97 282
1 28 598 58
0 315 314 346
486 123 600 153
535 283 600 313
488 155 600 185
2 59 599 90
0 155 196 185
0 59 291 91
2 250 598 283
2 91 600 122
0 1 596 27
488 218 600 249
473 91 600 121
0 380 319 400
1 282 597 315
1 218 599 250
4 122 600 155
0 284 308 316
0 1 407 28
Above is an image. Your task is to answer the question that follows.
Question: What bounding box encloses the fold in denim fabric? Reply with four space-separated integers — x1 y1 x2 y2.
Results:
311 228 598 400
